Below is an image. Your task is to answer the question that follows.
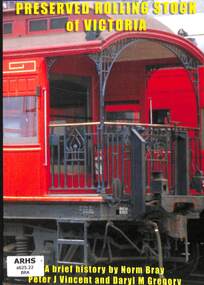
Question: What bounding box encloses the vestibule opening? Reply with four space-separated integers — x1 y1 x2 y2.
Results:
49 74 91 123
48 72 96 193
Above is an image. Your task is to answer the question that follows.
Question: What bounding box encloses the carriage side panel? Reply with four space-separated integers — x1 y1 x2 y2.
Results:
3 57 49 197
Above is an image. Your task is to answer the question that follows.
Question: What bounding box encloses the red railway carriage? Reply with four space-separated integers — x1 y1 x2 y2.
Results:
3 3 204 276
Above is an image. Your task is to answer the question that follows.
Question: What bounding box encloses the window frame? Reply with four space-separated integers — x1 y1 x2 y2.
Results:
28 16 68 34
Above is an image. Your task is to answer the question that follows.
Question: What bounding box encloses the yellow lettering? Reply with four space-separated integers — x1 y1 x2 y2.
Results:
98 19 106 32
118 2 125 15
162 2 169 14
141 2 149 14
104 3 112 14
153 2 161 15
115 19 123 31
24 3 32 15
153 1 197 15
81 3 89 14
56 3 64 15
94 2 102 14
44 265 49 273
74 20 79 32
83 19 92 31
139 19 146 31
49 2 55 15
126 2 131 15
66 21 74 32
40 2 48 15
15 2 23 14
189 1 196 14
33 2 39 15
65 3 73 15
124 19 131 31
138 277 145 285
179 2 186 14
74 3 80 15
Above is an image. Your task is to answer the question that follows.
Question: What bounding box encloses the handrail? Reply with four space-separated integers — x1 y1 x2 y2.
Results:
43 88 48 166
49 121 199 131
49 122 100 127
105 121 199 130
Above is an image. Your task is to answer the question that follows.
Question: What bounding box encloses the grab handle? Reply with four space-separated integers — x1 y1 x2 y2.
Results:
43 88 48 166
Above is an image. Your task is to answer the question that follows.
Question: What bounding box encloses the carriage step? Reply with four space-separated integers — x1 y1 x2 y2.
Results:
56 220 88 265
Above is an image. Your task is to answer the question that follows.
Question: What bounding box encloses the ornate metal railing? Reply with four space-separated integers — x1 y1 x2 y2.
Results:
49 122 199 198
49 122 99 191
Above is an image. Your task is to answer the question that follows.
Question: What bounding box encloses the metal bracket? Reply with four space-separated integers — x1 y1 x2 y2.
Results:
89 38 200 125
161 42 199 70
47 57 57 74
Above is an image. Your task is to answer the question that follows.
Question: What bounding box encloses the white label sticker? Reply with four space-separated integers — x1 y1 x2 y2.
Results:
7 256 44 277
119 207 128 215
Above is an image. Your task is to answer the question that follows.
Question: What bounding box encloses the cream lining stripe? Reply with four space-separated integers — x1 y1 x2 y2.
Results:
3 147 41 152
3 60 37 74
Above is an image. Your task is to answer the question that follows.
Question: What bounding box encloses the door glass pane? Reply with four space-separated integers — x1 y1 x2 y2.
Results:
3 96 38 144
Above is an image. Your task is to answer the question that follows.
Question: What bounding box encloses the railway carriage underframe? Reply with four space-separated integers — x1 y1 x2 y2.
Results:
4 36 204 277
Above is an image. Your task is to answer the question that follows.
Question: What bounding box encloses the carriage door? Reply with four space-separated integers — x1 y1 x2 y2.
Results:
49 75 94 192
3 58 49 197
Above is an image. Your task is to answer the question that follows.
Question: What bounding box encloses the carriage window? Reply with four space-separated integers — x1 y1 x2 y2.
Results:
106 111 139 122
3 96 38 144
3 23 12 34
50 77 90 123
29 19 48 31
50 17 68 29
152 109 170 124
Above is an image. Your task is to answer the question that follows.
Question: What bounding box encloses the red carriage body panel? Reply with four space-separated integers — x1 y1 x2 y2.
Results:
3 57 49 197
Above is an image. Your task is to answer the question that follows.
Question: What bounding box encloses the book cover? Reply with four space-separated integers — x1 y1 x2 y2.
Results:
3 1 204 284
